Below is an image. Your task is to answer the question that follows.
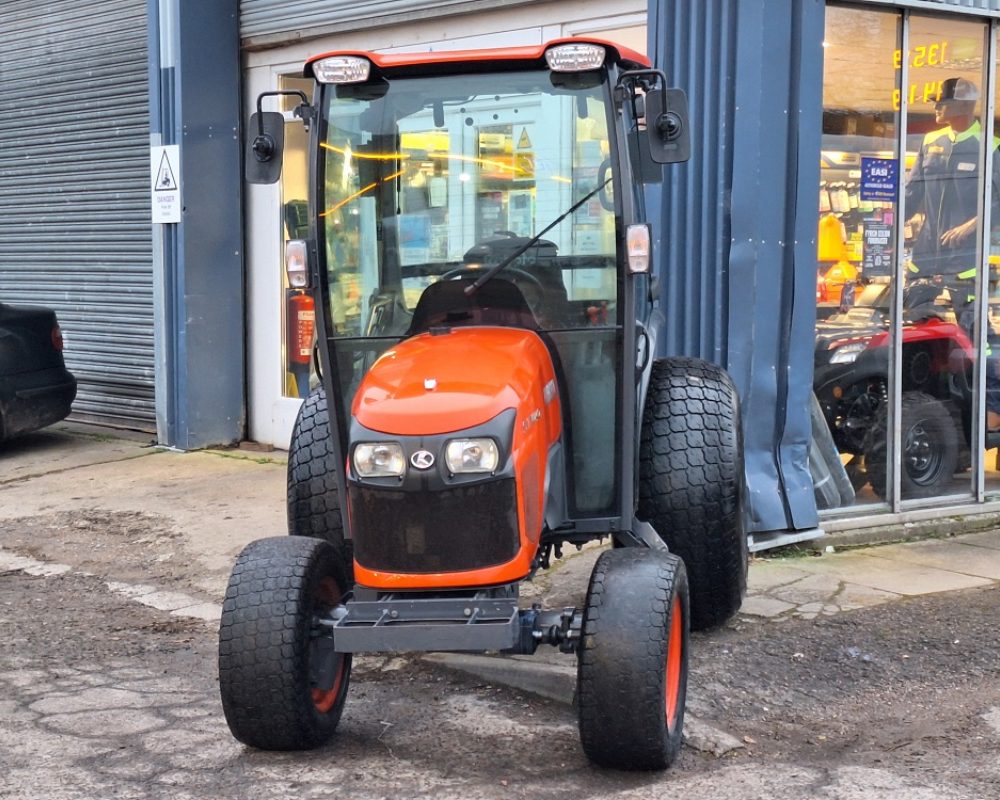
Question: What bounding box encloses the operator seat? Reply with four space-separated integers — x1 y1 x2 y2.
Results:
406 277 538 336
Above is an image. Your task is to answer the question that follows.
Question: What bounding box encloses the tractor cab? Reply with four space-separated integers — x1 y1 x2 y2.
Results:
221 40 745 771
254 40 689 541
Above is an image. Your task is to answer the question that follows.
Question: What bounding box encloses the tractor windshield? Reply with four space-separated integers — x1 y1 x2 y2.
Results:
317 67 623 516
317 68 620 338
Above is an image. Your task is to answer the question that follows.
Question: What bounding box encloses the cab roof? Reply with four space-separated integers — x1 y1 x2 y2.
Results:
303 37 650 79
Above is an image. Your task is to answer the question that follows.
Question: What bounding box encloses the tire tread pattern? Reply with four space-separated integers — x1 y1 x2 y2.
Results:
863 390 960 500
638 357 747 631
578 548 688 771
287 388 353 576
218 536 351 750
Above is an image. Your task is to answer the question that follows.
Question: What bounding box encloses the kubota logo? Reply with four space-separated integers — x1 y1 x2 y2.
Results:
410 450 435 470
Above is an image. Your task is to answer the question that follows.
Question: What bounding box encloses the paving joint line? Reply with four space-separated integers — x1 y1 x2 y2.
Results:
0 545 221 625
0 449 164 488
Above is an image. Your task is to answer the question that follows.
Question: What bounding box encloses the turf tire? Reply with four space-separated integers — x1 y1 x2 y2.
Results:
577 548 689 771
287 387 353 582
637 357 747 631
218 536 352 750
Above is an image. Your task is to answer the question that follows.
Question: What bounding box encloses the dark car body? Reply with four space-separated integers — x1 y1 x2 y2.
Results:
0 302 77 442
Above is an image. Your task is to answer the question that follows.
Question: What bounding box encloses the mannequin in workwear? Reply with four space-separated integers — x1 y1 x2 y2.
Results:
905 77 1000 427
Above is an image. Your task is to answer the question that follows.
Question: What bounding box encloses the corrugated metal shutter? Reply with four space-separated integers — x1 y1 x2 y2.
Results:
865 0 1000 16
239 0 542 46
912 0 1000 13
0 0 155 431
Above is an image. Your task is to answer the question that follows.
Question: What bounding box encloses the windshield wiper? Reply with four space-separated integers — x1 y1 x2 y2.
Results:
464 178 612 297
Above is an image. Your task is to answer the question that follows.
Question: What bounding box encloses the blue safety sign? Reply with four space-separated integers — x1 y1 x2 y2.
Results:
860 157 898 202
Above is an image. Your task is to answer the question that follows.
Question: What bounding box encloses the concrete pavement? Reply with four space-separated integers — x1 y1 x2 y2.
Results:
4 422 1000 716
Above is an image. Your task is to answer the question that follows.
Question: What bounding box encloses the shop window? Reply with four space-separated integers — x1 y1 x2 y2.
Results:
818 6 991 510
986 27 1000 498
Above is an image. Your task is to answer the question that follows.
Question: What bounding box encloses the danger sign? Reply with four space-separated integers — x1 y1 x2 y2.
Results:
150 145 182 223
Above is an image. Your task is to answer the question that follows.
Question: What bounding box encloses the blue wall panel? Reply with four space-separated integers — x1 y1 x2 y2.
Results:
649 0 825 534
149 0 245 448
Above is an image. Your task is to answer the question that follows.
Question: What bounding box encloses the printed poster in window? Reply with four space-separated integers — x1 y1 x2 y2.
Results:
862 210 894 278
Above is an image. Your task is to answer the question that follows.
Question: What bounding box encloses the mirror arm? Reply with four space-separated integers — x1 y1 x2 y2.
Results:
252 91 315 164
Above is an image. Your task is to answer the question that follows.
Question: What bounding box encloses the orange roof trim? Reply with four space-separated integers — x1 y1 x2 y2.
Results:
304 36 650 78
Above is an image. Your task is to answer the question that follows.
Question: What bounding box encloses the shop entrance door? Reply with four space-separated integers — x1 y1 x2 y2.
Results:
818 6 994 510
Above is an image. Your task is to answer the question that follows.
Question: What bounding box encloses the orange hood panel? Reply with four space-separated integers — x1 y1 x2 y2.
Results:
352 327 554 435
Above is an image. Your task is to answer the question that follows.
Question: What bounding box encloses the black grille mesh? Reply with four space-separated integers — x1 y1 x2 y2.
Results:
350 480 520 574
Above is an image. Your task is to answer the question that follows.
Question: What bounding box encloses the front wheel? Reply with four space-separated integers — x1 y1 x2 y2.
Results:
218 536 352 750
863 391 959 500
577 548 689 771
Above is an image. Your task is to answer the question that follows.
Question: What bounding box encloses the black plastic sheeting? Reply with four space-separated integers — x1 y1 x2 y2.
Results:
647 0 826 534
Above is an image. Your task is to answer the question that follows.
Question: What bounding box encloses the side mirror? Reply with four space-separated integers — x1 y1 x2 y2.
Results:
644 88 691 164
245 111 285 184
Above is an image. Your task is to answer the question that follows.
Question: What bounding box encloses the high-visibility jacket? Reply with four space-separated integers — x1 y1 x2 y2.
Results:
905 120 1000 279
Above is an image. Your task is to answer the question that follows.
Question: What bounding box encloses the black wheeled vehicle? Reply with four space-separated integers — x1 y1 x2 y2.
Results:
0 301 76 442
219 39 747 770
815 280 998 498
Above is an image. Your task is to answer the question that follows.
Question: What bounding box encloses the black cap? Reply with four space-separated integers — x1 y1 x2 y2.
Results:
938 77 979 103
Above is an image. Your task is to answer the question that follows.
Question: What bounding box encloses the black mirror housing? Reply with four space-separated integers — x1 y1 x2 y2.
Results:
645 88 691 165
245 111 285 184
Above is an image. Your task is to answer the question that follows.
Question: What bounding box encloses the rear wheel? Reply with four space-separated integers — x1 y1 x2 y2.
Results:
577 548 689 770
638 357 747 630
218 536 352 750
288 387 353 582
864 390 959 499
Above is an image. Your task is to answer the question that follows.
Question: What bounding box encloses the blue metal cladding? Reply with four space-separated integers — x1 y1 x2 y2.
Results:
649 0 825 533
646 0 735 364
148 0 245 449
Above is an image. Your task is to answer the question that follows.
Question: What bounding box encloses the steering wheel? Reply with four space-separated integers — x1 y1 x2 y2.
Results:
440 266 547 314
442 265 544 292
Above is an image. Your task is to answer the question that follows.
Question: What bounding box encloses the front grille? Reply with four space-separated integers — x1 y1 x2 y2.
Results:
350 480 520 574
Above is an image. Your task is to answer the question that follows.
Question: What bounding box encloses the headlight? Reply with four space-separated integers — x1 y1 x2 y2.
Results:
445 438 499 474
829 341 868 364
353 442 405 477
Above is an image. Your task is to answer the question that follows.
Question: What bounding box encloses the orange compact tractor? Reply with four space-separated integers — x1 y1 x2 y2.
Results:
219 39 747 770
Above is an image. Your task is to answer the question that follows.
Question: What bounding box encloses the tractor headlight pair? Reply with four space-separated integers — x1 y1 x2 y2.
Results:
352 438 499 478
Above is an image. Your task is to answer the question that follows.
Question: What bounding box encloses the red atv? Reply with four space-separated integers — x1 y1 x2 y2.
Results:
814 280 994 499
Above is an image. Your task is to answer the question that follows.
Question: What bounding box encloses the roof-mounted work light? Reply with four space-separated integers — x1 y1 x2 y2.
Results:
313 56 371 84
545 43 606 72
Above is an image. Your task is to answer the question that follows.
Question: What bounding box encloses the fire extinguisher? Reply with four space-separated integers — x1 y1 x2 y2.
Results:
286 290 316 366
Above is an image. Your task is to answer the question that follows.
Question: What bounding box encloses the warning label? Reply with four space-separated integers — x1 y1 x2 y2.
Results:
154 151 178 191
150 145 181 224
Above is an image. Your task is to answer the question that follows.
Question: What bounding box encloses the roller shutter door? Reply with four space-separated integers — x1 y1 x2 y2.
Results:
0 0 155 430
239 0 541 45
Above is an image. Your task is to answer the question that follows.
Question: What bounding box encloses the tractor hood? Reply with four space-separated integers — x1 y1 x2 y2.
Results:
352 327 555 436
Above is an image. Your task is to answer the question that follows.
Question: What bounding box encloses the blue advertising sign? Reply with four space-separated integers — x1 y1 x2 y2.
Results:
860 157 898 202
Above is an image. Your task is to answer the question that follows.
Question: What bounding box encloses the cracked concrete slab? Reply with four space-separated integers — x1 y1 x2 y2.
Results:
746 560 815 592
953 529 1000 550
739 595 797 618
786 551 992 595
865 539 1000 580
